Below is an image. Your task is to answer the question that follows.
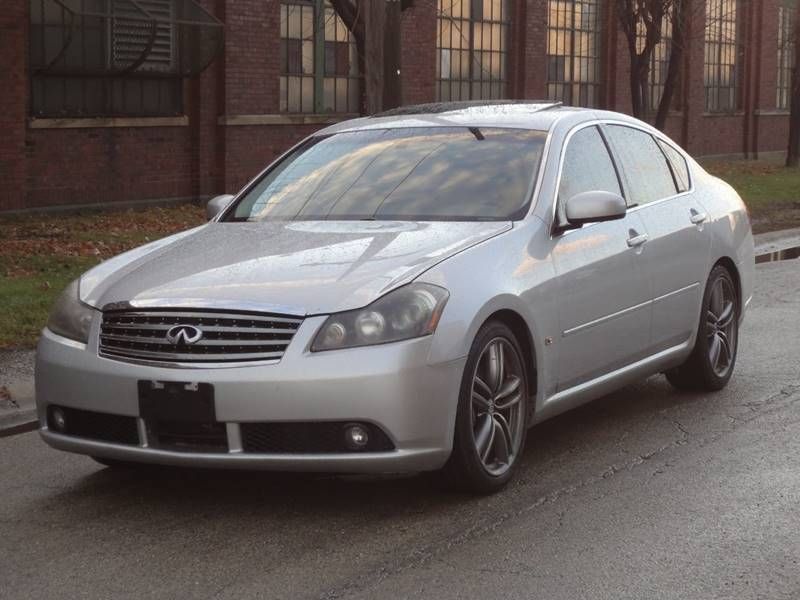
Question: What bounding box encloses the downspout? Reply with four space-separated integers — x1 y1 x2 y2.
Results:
741 0 752 158
680 0 692 150
216 0 226 194
751 0 764 159
605 0 617 109
513 0 526 99
599 2 617 110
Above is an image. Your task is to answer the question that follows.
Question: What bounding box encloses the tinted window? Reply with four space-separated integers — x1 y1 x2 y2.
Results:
226 127 547 221
605 125 678 205
557 125 622 220
657 139 691 193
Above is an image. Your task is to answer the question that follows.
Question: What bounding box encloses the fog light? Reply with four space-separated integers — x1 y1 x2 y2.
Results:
344 424 369 451
51 407 67 432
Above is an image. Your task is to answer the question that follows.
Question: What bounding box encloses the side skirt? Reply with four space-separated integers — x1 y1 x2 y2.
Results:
531 341 692 425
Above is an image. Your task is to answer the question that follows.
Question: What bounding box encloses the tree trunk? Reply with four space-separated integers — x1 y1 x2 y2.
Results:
383 0 402 110
787 4 800 167
617 0 665 121
629 54 645 118
332 0 402 114
363 0 384 113
655 0 686 131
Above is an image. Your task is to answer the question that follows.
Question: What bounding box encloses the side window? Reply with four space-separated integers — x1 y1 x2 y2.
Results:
604 125 678 206
557 126 622 221
656 139 691 193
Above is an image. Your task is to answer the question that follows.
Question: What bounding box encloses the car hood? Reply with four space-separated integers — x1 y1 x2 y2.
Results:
80 220 511 315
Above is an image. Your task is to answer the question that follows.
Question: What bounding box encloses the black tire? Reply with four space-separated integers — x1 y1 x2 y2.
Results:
665 265 739 392
440 320 529 494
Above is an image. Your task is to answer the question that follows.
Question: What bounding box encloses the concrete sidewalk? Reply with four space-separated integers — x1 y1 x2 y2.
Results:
1 226 798 436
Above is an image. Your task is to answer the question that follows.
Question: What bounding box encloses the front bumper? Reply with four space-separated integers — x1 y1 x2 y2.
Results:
35 316 466 473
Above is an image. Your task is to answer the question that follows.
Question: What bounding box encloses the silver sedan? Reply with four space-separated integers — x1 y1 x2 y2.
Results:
36 102 754 492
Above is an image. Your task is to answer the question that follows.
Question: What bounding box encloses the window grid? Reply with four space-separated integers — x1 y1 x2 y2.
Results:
777 3 795 110
435 0 510 101
704 0 742 113
636 14 679 112
279 0 360 114
546 0 603 107
29 0 182 117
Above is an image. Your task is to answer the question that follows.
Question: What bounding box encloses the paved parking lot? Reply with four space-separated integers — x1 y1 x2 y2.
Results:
1 259 798 600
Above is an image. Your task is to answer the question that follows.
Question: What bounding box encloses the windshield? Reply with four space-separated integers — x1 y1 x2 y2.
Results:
224 127 547 222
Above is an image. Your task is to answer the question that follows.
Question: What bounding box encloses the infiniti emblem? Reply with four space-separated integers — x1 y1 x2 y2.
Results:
165 324 204 346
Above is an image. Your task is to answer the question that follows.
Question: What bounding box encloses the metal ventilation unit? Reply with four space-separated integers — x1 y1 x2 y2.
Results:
30 0 224 78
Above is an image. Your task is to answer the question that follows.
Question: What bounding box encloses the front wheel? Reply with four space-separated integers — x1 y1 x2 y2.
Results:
440 320 529 494
666 265 739 392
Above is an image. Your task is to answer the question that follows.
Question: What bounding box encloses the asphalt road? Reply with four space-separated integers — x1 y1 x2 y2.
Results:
1 260 799 600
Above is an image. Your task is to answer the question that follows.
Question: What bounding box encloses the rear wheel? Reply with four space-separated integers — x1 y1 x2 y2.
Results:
441 320 529 493
666 265 739 392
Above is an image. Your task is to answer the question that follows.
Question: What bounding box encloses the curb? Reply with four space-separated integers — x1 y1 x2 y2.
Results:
0 380 37 437
0 409 38 438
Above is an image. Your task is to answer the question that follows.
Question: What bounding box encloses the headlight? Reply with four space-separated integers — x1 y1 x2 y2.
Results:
311 283 449 351
46 279 96 343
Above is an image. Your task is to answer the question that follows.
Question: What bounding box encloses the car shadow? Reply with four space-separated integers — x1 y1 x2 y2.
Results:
38 374 710 521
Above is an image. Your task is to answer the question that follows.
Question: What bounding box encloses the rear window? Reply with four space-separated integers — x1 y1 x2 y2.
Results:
224 127 547 222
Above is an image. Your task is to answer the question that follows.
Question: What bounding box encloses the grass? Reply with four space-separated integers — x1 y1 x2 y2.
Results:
703 160 800 233
1 162 799 349
0 204 205 349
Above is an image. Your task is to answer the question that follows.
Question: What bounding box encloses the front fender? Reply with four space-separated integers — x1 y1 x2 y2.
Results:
417 219 561 404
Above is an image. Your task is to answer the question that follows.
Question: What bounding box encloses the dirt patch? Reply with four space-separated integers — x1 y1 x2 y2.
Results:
750 202 800 234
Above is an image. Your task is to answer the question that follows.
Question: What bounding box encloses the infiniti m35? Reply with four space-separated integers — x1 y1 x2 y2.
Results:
36 102 754 492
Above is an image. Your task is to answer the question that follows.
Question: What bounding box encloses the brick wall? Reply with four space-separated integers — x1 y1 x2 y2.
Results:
24 126 196 209
0 0 793 213
401 0 437 104
0 0 27 211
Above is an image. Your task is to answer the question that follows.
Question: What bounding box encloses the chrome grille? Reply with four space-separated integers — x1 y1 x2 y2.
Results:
99 310 303 364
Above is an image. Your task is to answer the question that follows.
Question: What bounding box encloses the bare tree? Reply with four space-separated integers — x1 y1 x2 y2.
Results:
328 0 406 113
616 0 672 119
653 0 687 130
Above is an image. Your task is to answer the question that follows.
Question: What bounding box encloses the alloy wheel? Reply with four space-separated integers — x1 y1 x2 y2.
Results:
470 337 526 476
706 276 737 378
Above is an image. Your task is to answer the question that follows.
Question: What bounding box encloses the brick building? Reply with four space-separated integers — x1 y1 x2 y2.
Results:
0 0 796 212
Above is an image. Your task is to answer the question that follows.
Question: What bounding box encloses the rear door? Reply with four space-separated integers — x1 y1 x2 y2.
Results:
603 124 711 354
550 125 653 391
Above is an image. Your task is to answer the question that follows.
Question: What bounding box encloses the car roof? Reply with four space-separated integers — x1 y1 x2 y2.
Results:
315 101 647 136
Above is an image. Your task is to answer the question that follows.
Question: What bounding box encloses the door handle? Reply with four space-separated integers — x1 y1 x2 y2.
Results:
690 210 707 225
627 233 649 248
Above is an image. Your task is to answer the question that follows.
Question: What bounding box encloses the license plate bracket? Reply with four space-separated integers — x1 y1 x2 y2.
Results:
138 381 216 423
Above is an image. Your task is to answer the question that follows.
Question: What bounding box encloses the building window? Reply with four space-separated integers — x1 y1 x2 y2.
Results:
636 14 679 112
29 0 222 118
435 0 510 101
777 3 795 110
279 0 360 113
546 0 603 107
704 0 742 113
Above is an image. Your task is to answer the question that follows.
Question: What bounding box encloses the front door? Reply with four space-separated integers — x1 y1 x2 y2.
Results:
550 125 653 392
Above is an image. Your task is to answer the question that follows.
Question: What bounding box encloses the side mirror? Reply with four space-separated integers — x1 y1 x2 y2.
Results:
565 191 627 226
206 194 234 221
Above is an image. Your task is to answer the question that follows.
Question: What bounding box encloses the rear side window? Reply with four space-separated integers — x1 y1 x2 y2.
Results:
557 126 622 219
657 139 691 193
605 125 678 206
